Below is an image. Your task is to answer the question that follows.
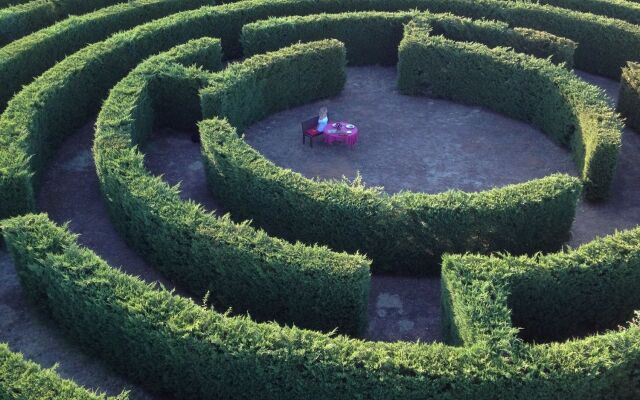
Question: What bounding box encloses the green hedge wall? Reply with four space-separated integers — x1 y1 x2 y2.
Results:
0 0 31 9
0 0 126 47
200 120 580 275
413 0 640 79
442 226 640 344
95 38 370 335
5 213 640 399
499 0 640 26
0 0 212 111
0 0 637 113
0 343 126 400
619 62 640 132
398 22 622 200
241 11 575 67
200 21 581 275
0 0 637 219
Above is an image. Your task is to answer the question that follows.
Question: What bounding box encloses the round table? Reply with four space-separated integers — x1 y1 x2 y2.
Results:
323 122 359 147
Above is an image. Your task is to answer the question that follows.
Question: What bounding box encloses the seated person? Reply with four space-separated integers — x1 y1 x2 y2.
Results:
316 106 329 133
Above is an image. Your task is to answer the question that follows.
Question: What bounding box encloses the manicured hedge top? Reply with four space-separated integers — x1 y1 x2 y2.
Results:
0 0 31 8
94 38 370 335
414 0 640 79
399 21 622 200
0 0 637 219
0 0 125 46
199 18 581 274
0 343 127 399
622 63 640 93
241 11 576 66
500 0 640 26
0 0 212 111
0 0 637 113
442 226 640 345
200 119 580 274
4 213 640 399
618 62 640 131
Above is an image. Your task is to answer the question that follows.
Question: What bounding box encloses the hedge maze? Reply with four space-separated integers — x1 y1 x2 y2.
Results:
1 0 640 397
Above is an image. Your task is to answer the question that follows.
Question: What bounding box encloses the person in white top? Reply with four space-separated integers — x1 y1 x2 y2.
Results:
317 106 328 133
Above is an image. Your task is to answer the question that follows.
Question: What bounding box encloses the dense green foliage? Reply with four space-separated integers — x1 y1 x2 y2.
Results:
619 62 640 132
241 11 575 66
200 24 581 274
5 213 640 399
0 0 212 111
0 0 636 219
0 0 31 8
398 22 622 200
202 48 583 272
0 343 126 400
0 0 638 396
95 38 369 335
411 0 640 79
442 226 640 345
1 0 635 113
0 0 125 46
500 0 640 26
201 121 580 274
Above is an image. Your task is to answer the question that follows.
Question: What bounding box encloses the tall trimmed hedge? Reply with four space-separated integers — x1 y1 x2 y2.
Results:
0 0 32 8
199 23 581 275
0 0 637 112
241 11 575 66
619 62 640 132
412 0 640 79
0 0 126 46
500 0 640 26
0 0 213 111
200 119 580 274
0 343 127 400
398 22 622 200
0 0 638 219
5 213 640 399
95 38 370 335
442 226 640 344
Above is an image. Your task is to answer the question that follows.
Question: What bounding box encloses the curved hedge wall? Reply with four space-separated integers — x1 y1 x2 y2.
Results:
241 11 576 66
619 62 640 132
0 0 637 220
0 0 125 46
4 213 640 399
0 0 212 111
0 0 638 114
0 343 127 399
201 122 579 275
398 21 622 200
442 226 640 346
0 0 31 8
416 0 640 79
199 19 586 274
94 38 370 335
499 0 640 26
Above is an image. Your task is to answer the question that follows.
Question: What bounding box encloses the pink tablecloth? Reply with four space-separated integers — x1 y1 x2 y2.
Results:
323 121 358 146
